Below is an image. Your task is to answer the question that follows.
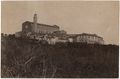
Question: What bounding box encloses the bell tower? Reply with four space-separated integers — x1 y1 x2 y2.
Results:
33 13 37 33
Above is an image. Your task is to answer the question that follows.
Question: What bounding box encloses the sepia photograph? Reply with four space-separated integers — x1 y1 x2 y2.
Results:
1 1 119 78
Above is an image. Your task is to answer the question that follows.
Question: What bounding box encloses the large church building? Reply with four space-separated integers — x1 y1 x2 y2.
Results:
22 14 60 34
15 13 104 45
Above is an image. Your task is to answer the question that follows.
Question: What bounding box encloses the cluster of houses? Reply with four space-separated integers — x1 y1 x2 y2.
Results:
15 14 104 45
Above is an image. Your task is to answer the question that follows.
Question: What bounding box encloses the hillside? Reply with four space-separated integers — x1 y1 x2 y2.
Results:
1 35 119 78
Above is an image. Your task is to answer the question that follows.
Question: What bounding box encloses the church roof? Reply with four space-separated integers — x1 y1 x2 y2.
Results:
23 21 60 28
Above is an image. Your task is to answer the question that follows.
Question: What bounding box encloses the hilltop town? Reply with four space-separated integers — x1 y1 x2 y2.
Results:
1 13 119 78
14 14 104 45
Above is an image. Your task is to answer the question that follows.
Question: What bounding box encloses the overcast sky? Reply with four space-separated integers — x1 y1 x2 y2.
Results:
1 1 119 45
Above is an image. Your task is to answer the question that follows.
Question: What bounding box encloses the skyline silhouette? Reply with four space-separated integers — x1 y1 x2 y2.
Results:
1 1 119 45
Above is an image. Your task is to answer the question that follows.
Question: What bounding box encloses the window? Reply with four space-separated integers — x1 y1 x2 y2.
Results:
25 25 28 29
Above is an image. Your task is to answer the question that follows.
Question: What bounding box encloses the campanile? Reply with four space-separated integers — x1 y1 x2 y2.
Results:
33 13 37 32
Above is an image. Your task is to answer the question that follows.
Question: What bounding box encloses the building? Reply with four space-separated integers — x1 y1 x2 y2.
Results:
22 14 60 34
15 13 105 45
75 33 104 44
15 31 22 37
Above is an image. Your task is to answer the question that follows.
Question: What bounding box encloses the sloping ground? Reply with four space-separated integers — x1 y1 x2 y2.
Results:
1 36 119 78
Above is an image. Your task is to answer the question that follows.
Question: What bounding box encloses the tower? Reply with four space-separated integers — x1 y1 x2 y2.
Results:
33 13 37 33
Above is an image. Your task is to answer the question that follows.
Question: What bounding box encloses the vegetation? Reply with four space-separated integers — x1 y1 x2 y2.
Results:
1 35 119 78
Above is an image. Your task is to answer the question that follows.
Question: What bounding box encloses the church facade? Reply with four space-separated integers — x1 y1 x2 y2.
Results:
22 14 60 34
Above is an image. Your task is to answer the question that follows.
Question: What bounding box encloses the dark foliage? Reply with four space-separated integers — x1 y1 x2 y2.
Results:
1 36 119 78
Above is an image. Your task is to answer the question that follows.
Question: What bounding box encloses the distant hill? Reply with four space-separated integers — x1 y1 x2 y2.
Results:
1 36 119 78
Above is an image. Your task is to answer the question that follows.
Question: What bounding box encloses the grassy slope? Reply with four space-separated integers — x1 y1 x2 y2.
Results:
1 36 119 78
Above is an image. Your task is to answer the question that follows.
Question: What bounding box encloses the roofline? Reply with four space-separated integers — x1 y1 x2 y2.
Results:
68 33 103 39
23 21 60 28
78 33 103 39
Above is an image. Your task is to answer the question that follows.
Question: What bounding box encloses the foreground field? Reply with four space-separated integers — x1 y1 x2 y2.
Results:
1 36 119 78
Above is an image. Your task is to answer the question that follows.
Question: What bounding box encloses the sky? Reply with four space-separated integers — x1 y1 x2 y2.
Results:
1 1 119 45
